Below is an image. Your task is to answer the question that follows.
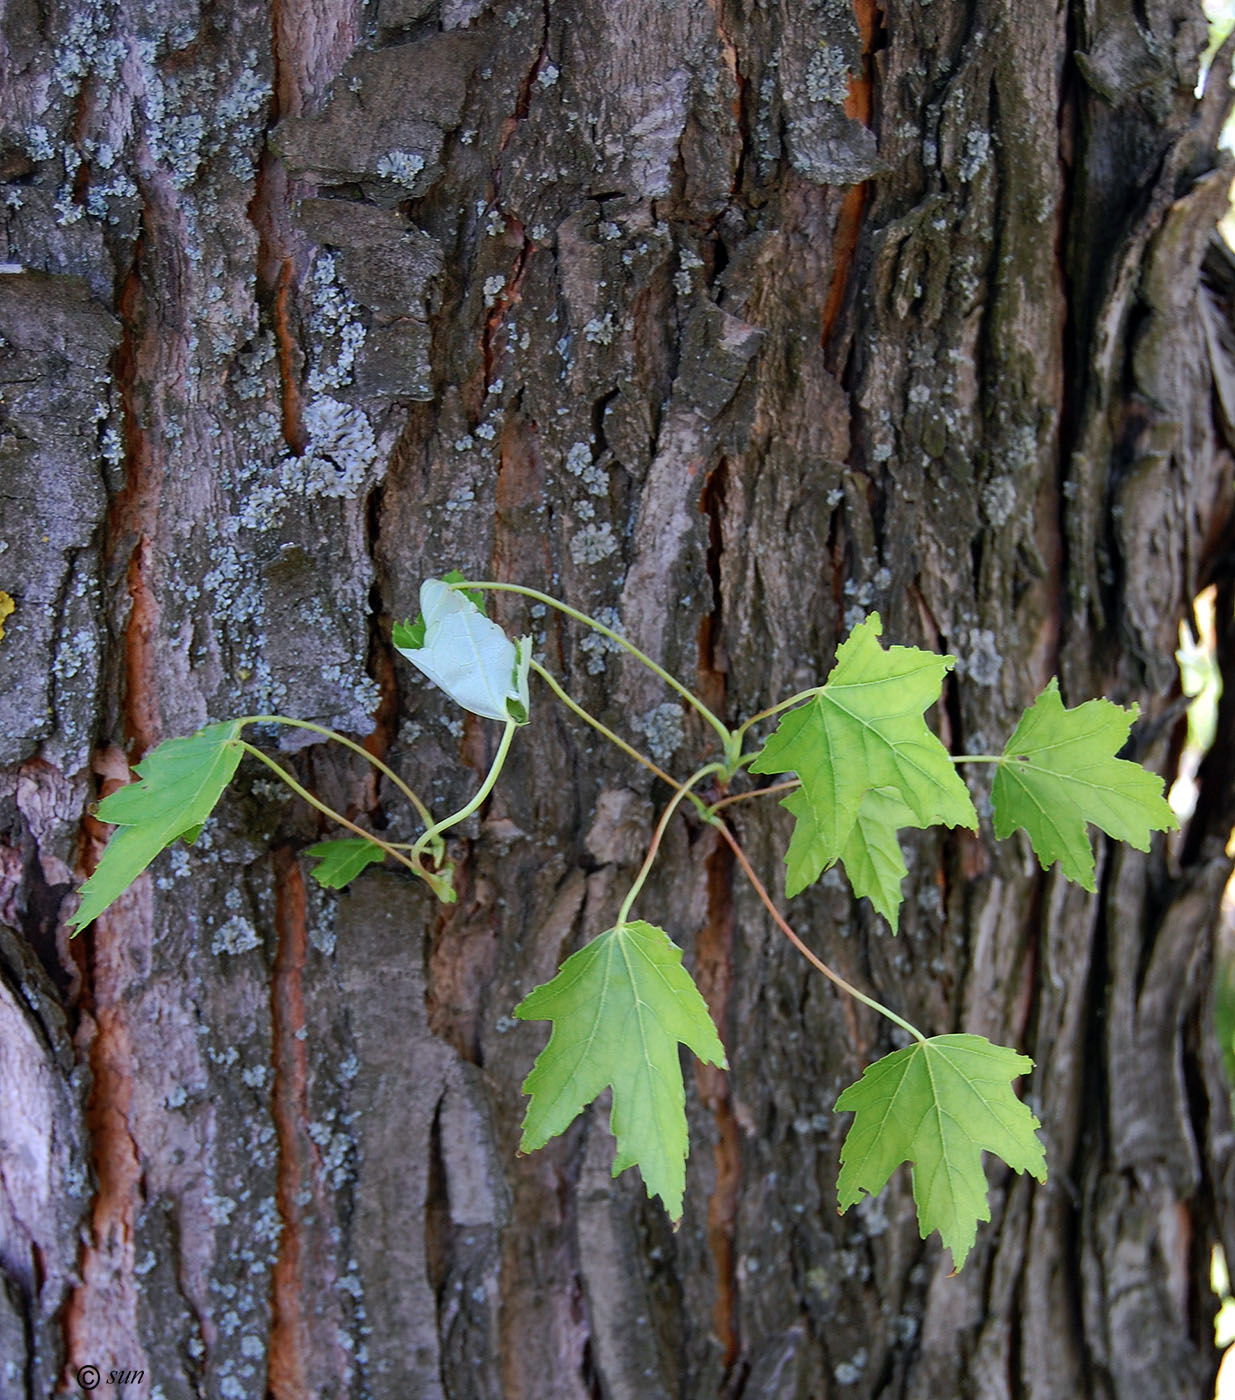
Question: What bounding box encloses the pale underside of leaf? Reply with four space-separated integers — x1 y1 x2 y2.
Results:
396 577 529 722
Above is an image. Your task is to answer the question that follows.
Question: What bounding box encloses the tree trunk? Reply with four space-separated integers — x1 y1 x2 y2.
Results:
3 0 1235 1396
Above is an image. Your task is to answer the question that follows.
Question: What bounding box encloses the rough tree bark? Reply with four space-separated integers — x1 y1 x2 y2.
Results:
3 0 1235 1396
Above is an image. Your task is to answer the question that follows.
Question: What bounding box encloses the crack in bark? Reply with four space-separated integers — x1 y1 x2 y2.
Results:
249 0 360 457
62 779 151 1388
268 847 340 1397
504 0 552 140
426 850 502 1065
481 230 534 396
360 485 401 823
694 463 741 1372
697 458 728 717
820 1 882 358
1181 572 1235 865
111 251 164 756
249 151 308 457
63 995 147 1390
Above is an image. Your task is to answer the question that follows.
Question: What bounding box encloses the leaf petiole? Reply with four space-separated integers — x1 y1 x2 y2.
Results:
411 717 518 861
731 686 824 748
236 741 427 881
616 763 726 926
529 659 711 817
242 714 440 854
715 818 928 1044
950 754 1001 764
705 777 801 816
455 580 739 766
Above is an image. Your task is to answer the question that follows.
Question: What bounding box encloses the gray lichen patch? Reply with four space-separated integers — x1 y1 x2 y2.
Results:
956 629 1004 688
210 914 261 957
957 127 992 183
805 44 855 104
275 33 486 199
295 199 442 400
981 474 1019 528
298 398 380 497
632 702 685 765
374 149 426 189
230 404 379 536
568 521 619 565
773 6 882 185
305 252 368 394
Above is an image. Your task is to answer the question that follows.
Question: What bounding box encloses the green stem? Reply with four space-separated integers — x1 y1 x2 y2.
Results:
242 714 436 833
732 686 823 748
411 718 517 860
529 659 709 817
706 777 801 815
951 755 1002 764
617 763 725 926
715 818 928 1044
237 742 423 878
457 580 738 765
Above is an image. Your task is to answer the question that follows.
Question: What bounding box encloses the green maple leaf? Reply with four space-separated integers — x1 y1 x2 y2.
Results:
783 786 917 930
840 788 918 931
304 838 387 889
515 919 727 1221
71 722 246 932
835 1033 1047 1271
991 678 1177 891
750 614 976 892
